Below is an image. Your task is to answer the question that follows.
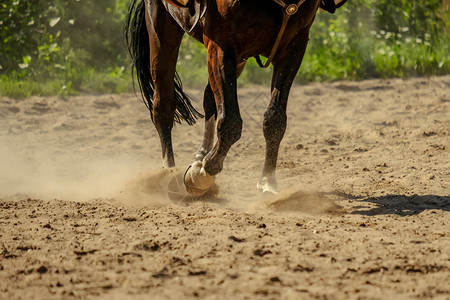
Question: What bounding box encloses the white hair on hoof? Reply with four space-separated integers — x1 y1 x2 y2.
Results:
257 176 278 194
184 161 215 196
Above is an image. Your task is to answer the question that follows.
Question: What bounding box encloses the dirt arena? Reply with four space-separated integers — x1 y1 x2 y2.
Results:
1 76 449 299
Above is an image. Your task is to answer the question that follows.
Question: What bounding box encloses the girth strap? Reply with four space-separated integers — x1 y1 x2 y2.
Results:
256 0 307 68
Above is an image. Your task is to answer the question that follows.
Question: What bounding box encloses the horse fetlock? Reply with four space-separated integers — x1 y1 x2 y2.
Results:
194 148 207 161
184 161 215 196
202 153 224 176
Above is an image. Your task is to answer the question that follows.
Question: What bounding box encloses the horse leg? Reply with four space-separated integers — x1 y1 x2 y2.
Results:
195 83 216 162
257 35 309 194
145 4 184 168
185 40 242 195
195 61 246 162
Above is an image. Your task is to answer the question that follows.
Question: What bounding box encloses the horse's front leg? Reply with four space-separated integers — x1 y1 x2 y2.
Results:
258 33 310 194
185 39 241 195
195 61 246 162
195 83 216 162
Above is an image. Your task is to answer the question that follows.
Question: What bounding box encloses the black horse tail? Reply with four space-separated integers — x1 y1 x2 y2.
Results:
124 0 203 125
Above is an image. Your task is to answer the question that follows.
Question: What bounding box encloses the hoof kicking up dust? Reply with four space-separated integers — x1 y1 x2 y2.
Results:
184 161 215 196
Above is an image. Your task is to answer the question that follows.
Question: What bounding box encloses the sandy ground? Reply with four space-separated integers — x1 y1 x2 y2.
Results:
0 76 449 299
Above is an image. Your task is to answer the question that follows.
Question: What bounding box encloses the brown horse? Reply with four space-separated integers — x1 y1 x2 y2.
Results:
125 0 346 195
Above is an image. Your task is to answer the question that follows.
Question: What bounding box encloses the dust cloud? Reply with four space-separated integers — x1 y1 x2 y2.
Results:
0 90 344 215
0 138 142 202
0 138 337 216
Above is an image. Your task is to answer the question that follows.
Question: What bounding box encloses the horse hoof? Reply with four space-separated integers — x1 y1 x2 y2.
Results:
257 177 278 194
184 161 215 196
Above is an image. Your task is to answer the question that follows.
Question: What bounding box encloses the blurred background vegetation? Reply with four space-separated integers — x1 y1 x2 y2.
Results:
0 0 449 97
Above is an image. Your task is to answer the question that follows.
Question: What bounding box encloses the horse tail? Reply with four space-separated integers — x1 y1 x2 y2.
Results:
124 0 203 125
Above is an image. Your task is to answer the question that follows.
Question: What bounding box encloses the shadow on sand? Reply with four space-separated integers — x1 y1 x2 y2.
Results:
348 194 450 216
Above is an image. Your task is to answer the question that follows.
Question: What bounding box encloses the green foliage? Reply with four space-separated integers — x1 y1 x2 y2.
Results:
0 0 448 98
0 0 127 95
0 75 67 98
300 0 449 80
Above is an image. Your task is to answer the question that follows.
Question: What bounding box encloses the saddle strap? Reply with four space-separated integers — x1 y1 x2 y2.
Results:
256 0 307 68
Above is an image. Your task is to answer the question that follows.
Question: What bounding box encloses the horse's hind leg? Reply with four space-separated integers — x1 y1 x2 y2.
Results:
145 3 184 168
258 35 309 194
